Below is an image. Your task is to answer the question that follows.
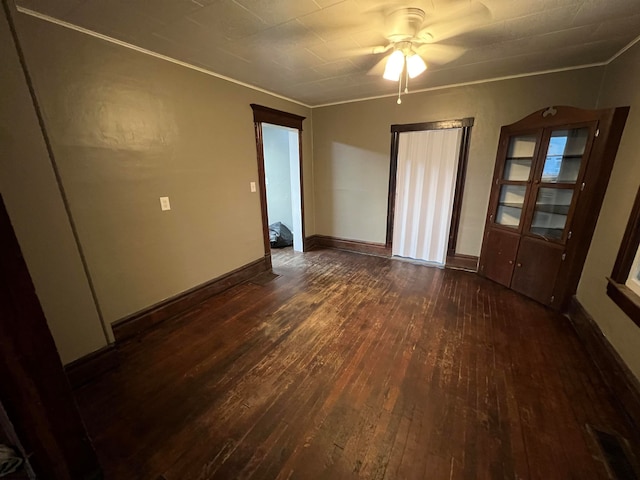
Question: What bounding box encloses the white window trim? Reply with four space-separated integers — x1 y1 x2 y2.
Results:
625 244 640 297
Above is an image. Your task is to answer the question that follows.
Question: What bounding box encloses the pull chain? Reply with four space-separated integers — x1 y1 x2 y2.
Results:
405 65 409 94
397 57 407 104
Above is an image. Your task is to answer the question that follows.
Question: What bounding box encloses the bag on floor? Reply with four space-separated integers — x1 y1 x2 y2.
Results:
269 222 293 248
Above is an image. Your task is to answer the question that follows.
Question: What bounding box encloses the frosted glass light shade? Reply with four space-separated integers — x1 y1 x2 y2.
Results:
383 50 405 81
406 54 427 78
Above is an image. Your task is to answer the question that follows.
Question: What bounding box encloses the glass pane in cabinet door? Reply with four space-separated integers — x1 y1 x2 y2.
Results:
530 187 574 240
541 128 589 183
504 135 536 181
495 185 526 227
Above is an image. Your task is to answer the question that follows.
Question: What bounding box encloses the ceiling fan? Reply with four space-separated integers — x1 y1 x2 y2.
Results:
350 1 492 103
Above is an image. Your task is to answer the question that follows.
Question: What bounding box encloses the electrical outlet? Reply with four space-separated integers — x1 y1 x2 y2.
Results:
160 196 171 211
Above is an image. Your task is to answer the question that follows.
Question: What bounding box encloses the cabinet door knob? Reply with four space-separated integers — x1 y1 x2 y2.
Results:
508 260 513 264
517 263 522 267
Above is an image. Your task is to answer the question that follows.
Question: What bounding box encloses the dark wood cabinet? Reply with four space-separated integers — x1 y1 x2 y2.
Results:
479 106 629 310
510 237 564 305
481 228 519 287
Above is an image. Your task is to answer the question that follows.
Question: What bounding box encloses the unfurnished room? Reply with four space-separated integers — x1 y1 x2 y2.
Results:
1 0 640 478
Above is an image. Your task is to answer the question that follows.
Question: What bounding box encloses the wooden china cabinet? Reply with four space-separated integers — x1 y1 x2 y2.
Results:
479 105 629 311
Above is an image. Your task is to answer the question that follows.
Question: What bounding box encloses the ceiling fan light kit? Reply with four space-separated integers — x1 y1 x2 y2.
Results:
382 47 428 104
383 49 405 81
406 53 427 78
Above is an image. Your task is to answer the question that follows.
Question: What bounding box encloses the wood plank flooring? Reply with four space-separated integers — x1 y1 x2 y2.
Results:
74 248 639 479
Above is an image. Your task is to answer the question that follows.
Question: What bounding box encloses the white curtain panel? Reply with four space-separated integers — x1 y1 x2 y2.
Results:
392 128 462 264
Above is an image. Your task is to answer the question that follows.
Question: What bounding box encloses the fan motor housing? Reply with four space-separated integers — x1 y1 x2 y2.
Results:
385 7 426 42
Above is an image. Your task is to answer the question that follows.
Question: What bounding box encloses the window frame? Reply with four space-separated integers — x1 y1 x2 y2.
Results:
626 246 640 296
607 185 640 326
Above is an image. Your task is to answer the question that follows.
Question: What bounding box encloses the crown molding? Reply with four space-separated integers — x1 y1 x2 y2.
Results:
16 6 312 109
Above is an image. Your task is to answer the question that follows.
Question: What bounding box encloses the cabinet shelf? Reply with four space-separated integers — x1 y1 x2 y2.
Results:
499 202 524 209
504 157 532 181
541 153 583 183
533 204 570 215
530 226 564 239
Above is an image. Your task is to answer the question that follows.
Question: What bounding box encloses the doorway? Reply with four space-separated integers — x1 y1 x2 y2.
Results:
250 105 306 268
386 118 474 266
262 124 303 252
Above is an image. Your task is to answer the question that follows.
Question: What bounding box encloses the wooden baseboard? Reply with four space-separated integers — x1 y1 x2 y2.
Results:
446 253 478 272
65 345 119 389
567 296 640 432
113 256 270 342
303 235 319 251
306 235 391 257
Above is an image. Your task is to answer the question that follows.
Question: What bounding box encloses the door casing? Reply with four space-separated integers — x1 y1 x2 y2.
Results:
250 104 306 268
386 118 474 259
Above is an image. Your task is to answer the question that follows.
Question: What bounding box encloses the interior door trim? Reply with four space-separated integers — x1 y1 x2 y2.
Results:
385 117 474 255
250 104 306 265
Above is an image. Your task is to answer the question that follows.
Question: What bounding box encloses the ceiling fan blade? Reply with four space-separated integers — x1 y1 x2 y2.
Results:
414 43 466 65
341 45 392 57
418 1 491 42
367 55 390 76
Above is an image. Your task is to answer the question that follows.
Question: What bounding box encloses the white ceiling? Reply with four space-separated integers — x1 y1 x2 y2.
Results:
15 0 640 106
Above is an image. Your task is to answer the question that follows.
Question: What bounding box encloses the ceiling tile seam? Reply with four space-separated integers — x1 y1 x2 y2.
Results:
217 45 252 64
230 0 268 25
312 62 607 108
304 47 326 62
235 18 323 51
15 6 312 109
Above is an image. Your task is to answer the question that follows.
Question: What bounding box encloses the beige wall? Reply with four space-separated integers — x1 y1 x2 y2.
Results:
312 70 603 253
578 41 640 381
0 6 107 364
10 12 313 360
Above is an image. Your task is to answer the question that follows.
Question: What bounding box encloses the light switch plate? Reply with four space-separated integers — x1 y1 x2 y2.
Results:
250 182 257 193
160 196 171 211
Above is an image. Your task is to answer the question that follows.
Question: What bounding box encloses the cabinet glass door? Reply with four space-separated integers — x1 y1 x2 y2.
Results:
540 128 588 183
504 135 535 181
496 185 526 226
527 126 590 241
494 134 536 229
530 187 573 239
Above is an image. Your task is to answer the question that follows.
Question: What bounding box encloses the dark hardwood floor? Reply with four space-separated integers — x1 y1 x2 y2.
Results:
75 247 639 479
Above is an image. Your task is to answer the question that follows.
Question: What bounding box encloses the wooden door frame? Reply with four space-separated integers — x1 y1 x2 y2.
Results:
0 194 101 479
250 104 306 268
385 118 475 259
